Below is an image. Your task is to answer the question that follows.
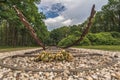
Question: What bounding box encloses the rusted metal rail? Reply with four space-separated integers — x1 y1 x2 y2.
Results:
13 5 45 50
62 4 96 48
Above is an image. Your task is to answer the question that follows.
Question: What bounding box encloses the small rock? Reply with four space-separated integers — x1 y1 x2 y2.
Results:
86 76 93 80
73 75 79 79
29 76 35 80
0 74 3 78
68 76 74 80
104 73 111 80
63 69 70 77
91 75 98 79
34 73 39 78
21 73 29 78
3 78 8 80
39 72 43 75
78 78 84 80
54 77 62 80
44 72 50 77
115 72 120 79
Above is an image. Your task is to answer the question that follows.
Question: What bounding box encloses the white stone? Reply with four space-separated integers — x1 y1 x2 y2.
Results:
104 73 111 80
0 74 3 78
54 77 62 80
68 76 74 80
91 75 98 79
86 76 93 80
78 78 84 80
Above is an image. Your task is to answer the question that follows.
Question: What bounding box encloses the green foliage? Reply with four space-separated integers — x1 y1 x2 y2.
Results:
69 25 82 35
35 51 54 62
49 25 83 46
91 0 120 32
112 39 120 45
79 37 91 46
34 50 74 62
58 35 78 47
48 26 70 45
87 33 96 43
95 33 113 45
72 31 82 37
58 32 120 47
110 32 120 38
87 32 120 45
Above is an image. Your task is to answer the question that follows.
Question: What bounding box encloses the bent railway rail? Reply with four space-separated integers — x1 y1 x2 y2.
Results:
13 5 45 50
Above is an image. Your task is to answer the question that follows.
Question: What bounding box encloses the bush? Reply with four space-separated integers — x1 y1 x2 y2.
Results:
79 37 91 46
58 35 78 47
87 33 98 45
58 32 120 47
110 31 120 38
72 31 82 37
111 39 120 45
95 32 113 45
34 50 74 62
87 32 120 45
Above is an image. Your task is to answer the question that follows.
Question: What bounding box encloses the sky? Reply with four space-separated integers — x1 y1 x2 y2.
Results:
37 0 108 31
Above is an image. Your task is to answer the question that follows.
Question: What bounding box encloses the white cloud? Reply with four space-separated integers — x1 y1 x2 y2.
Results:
54 16 65 21
39 0 108 30
44 15 65 30
45 16 64 24
62 19 72 26
45 18 56 24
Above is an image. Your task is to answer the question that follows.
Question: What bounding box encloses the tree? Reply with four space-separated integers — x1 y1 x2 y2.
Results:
91 0 120 32
0 0 49 47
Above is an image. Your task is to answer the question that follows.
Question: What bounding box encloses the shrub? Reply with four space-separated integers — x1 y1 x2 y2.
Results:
87 32 120 45
87 33 98 45
110 31 120 38
58 35 78 47
34 51 54 62
34 50 74 62
111 39 120 45
72 31 82 37
79 37 91 46
95 32 113 45
55 50 74 61
58 32 120 47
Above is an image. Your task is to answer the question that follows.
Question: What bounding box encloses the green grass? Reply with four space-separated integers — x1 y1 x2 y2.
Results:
75 45 120 51
1 45 120 53
0 46 40 53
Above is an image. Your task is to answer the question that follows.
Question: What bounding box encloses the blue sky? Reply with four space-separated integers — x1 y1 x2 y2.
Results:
37 0 108 30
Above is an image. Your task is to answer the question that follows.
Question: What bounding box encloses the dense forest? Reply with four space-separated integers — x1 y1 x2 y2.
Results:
0 0 120 47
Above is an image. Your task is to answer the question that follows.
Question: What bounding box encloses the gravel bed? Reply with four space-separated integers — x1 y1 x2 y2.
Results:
1 55 115 71
0 47 120 80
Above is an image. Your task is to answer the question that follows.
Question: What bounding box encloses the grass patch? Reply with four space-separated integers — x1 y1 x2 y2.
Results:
75 45 120 51
0 46 40 53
